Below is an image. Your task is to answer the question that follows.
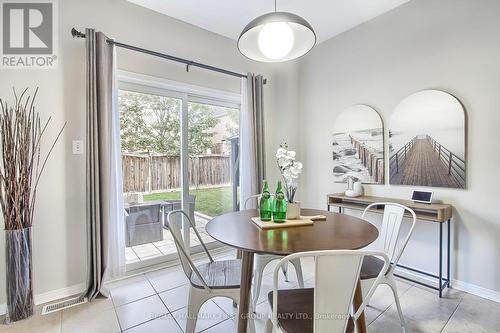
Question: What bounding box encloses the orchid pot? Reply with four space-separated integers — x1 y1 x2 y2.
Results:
286 201 301 220
276 142 303 220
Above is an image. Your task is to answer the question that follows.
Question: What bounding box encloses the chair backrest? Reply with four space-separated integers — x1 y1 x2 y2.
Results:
243 194 260 209
362 202 417 269
163 195 196 226
165 210 214 290
185 195 196 225
243 194 275 209
126 203 161 225
271 250 390 333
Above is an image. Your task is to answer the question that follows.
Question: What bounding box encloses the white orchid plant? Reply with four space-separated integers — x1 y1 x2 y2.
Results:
276 142 303 203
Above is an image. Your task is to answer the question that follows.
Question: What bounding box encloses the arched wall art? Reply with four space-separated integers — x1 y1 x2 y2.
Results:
389 90 466 189
332 105 384 184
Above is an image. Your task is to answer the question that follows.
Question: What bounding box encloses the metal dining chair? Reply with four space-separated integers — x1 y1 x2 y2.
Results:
360 202 417 333
243 195 305 309
166 210 255 333
265 250 390 333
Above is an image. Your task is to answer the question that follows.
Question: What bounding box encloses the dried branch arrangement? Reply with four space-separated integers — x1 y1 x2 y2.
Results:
0 88 66 230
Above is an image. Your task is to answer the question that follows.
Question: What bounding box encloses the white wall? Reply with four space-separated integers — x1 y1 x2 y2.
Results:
0 0 298 308
298 0 500 297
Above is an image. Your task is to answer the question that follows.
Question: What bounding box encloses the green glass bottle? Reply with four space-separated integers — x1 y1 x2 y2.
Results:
259 180 273 221
273 181 287 223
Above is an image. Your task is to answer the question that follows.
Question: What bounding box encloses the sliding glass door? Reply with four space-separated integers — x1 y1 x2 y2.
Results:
186 99 240 248
118 77 240 269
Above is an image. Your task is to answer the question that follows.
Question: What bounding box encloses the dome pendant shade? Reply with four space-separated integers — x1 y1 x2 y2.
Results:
238 12 316 62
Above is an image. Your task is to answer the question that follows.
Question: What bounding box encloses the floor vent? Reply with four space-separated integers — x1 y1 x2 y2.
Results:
41 297 88 315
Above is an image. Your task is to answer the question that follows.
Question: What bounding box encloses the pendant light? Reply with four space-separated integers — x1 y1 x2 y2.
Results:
238 0 316 62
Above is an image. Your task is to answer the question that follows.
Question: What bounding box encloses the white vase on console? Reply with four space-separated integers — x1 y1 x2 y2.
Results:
353 181 363 196
345 178 363 197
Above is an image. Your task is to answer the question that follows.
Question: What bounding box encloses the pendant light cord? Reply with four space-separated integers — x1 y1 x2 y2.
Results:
274 0 277 12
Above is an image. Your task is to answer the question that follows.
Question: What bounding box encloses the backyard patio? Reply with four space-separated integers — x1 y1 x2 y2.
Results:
119 94 240 265
125 212 215 263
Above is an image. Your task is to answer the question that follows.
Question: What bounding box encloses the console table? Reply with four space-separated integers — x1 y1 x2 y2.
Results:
327 193 452 297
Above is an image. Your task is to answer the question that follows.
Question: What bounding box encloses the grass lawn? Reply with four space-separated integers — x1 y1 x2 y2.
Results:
143 186 236 217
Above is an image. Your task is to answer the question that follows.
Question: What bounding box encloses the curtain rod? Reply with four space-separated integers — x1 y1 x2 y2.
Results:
71 28 266 83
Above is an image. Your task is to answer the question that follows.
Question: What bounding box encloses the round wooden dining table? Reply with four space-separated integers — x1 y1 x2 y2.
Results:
206 208 379 333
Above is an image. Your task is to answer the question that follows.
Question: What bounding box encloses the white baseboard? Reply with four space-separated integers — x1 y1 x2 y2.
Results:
0 283 86 316
395 267 500 303
451 279 500 303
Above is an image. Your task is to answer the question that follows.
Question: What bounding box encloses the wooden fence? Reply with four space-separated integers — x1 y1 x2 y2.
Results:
122 154 231 193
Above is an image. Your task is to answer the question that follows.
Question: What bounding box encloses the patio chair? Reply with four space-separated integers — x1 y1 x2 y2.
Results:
243 195 305 309
125 202 163 247
166 210 255 333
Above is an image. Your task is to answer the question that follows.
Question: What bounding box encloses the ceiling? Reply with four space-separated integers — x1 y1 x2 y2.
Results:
127 0 409 43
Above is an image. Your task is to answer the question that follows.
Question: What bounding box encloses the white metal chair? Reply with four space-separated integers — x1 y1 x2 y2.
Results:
166 210 255 333
360 202 417 333
243 195 305 308
265 250 390 333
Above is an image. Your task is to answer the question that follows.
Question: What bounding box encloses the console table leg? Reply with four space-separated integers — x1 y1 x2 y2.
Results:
439 222 443 298
447 218 451 288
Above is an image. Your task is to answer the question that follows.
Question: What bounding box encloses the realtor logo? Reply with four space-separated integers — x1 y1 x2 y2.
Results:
1 0 58 68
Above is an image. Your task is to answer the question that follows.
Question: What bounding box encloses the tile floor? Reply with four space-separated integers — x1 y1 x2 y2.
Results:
125 214 213 263
2 248 500 333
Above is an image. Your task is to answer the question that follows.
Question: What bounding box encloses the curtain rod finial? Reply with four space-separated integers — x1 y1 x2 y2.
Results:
71 28 86 38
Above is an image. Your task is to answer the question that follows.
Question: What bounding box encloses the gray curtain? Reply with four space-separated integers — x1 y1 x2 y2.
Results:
85 28 125 300
240 73 266 207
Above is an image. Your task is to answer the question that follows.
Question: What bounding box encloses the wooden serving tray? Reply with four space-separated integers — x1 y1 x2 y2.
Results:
251 215 326 229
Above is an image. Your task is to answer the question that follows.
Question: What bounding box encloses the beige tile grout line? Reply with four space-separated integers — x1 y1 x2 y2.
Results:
114 276 182 332
109 247 236 331
59 309 63 333
364 280 415 328
439 293 465 333
147 275 185 333
108 285 124 333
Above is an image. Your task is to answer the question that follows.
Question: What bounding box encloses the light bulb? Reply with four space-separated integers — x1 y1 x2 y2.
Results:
258 22 294 60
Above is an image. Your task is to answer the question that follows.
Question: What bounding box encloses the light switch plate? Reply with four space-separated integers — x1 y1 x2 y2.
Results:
72 140 83 154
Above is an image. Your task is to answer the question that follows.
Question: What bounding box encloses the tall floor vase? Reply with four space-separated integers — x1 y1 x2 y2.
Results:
5 227 34 323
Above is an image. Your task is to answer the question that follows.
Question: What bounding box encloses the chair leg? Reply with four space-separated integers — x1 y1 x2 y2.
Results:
387 277 407 333
252 256 267 309
290 258 304 288
186 288 205 333
230 294 256 333
252 267 263 309
248 315 256 333
265 318 274 333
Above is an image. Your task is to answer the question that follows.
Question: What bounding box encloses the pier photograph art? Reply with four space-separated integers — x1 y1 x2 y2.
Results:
389 90 466 189
332 105 384 184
